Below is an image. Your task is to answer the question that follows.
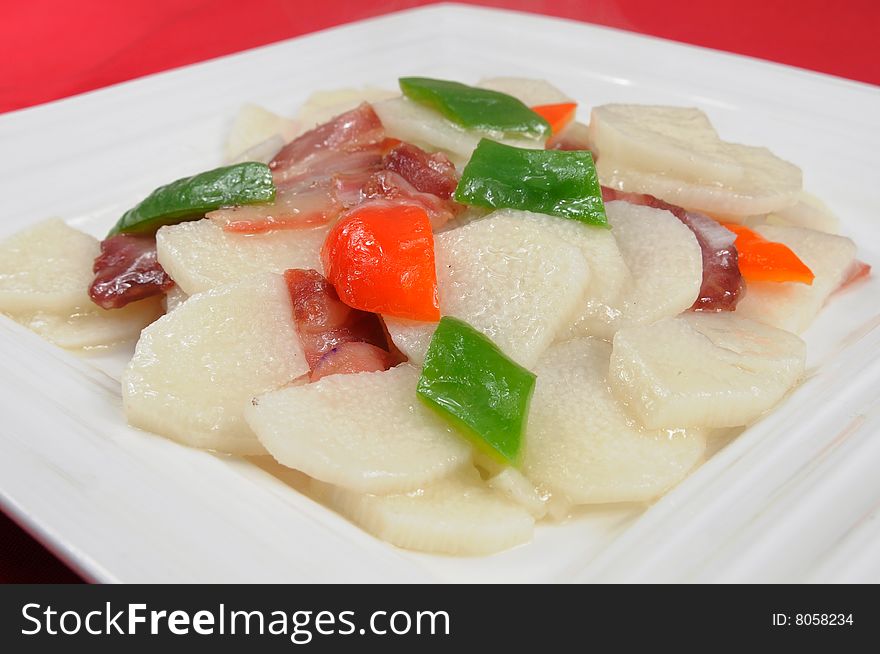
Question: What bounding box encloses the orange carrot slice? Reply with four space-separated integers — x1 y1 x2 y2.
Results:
531 103 577 135
723 223 814 285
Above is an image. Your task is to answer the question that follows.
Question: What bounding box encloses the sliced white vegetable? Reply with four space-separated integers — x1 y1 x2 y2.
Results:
383 320 435 368
565 200 701 338
245 365 472 494
549 120 591 149
226 89 399 163
156 219 326 295
372 97 546 163
598 143 802 217
17 297 163 349
163 285 188 313
0 219 98 314
295 87 398 130
544 494 575 522
385 212 591 367
309 471 534 555
590 103 803 217
223 103 299 162
590 104 744 185
766 191 840 234
227 134 286 165
734 225 857 332
486 467 549 519
492 209 628 319
123 273 307 455
610 313 806 429
523 338 706 504
477 77 572 106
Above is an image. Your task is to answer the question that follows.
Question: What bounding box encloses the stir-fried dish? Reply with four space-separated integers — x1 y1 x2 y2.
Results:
0 77 870 555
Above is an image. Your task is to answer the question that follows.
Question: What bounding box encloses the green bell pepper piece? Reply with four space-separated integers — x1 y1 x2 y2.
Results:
108 162 275 236
417 317 536 465
399 77 550 139
454 139 608 226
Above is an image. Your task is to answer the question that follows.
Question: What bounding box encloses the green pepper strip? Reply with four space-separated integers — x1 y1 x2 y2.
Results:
454 139 608 227
417 317 536 465
108 162 275 236
399 77 550 139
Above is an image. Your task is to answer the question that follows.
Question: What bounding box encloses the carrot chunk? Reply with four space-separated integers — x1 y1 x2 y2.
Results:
723 223 814 285
531 102 577 135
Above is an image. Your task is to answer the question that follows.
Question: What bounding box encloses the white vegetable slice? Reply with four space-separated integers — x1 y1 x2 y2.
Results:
228 134 286 165
765 191 840 234
491 209 628 319
372 97 546 162
385 213 591 367
590 103 803 217
123 273 307 455
565 200 701 338
477 77 572 106
549 120 591 150
734 225 857 332
383 321 435 368
309 471 533 555
523 338 706 504
590 105 744 185
17 297 163 349
156 219 327 295
486 467 549 519
598 143 802 218
295 87 398 130
245 365 472 494
610 313 806 429
223 103 299 162
0 219 98 314
163 285 189 313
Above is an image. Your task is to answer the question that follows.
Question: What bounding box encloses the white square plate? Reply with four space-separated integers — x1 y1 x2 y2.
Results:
2 4 879 583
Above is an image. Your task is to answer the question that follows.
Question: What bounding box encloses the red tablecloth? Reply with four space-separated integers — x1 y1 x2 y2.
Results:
1 0 877 583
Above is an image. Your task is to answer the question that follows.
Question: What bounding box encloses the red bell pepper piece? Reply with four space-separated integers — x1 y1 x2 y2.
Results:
322 202 440 321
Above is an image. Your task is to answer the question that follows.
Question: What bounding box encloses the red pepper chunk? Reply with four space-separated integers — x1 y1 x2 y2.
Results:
322 202 440 321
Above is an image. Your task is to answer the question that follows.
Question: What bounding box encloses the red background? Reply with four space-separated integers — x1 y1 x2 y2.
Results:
1 0 877 581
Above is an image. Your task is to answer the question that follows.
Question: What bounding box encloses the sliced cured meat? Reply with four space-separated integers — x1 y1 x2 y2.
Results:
283 268 403 378
218 107 462 234
223 103 299 162
269 103 385 185
208 183 341 234
679 211 744 311
295 88 399 132
360 171 457 230
382 142 458 199
602 187 744 311
89 234 174 310
310 341 400 382
227 106 387 233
